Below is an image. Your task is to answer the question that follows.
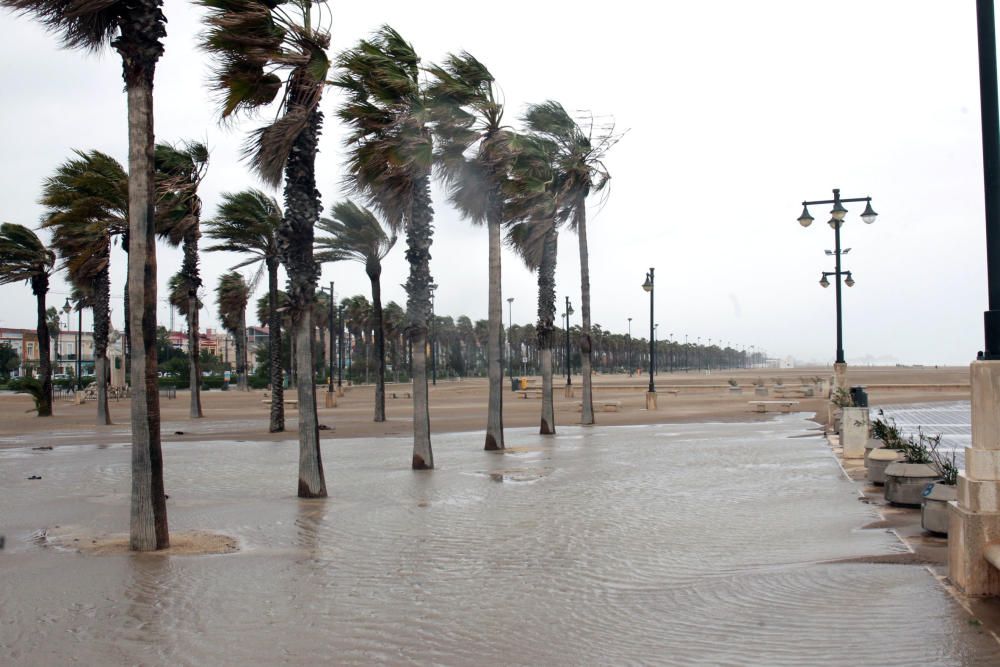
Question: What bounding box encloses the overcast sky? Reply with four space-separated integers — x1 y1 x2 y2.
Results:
0 0 992 365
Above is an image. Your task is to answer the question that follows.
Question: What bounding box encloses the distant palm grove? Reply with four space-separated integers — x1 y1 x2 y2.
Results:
0 1 761 551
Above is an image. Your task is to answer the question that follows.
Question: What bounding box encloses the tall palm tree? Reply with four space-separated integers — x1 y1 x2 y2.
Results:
167 272 202 389
2 0 172 552
199 0 331 498
382 300 406 382
0 223 56 416
316 201 397 422
40 149 129 426
204 190 284 431
524 101 615 426
506 132 564 434
427 52 523 451
155 141 209 418
335 25 436 469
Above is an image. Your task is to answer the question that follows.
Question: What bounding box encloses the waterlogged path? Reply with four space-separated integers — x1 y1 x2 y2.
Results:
2 416 998 665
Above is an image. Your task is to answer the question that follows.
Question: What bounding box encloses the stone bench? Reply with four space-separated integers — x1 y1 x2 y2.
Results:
390 391 412 399
576 400 623 413
262 397 299 408
748 400 799 414
518 389 543 399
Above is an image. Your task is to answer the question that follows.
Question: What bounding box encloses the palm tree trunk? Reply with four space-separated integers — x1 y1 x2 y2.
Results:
125 75 168 552
485 193 504 450
369 267 386 422
406 175 434 469
33 276 53 417
267 258 284 432
187 293 202 417
537 224 558 435
184 234 203 418
576 204 595 425
278 102 326 498
237 308 248 391
94 266 112 425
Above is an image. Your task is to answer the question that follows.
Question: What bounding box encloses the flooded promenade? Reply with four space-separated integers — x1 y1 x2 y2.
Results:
3 415 999 665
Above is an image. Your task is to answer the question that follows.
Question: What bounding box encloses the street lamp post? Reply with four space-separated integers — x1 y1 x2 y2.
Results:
337 305 345 396
642 268 656 409
654 324 659 375
627 317 632 377
429 283 438 386
507 297 515 383
61 298 71 376
798 187 878 393
564 296 574 395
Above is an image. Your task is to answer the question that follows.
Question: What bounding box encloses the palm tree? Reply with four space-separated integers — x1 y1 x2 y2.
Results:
155 141 209 418
167 272 202 389
0 223 56 415
40 150 129 426
506 132 564 434
427 52 524 450
316 201 397 422
2 0 172 552
382 300 406 382
204 190 284 431
524 101 615 426
335 26 436 469
199 0 331 498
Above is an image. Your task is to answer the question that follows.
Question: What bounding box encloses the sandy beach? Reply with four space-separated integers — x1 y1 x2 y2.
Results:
0 365 971 448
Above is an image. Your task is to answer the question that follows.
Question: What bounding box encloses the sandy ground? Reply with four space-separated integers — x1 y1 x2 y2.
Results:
0 365 970 449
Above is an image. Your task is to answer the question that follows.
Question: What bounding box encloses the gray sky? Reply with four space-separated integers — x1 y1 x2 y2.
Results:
0 0 990 365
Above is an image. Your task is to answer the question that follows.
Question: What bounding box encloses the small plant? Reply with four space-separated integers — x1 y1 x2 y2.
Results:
754 377 764 387
831 387 854 408
772 377 783 386
926 430 958 485
727 378 738 387
871 410 903 445
10 377 44 414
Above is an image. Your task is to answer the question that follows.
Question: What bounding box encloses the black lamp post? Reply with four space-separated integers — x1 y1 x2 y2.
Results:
627 317 632 377
797 188 878 367
429 283 438 386
642 268 655 394
564 296 574 386
337 305 344 392
61 298 71 374
978 0 1000 359
320 282 335 394
506 297 514 382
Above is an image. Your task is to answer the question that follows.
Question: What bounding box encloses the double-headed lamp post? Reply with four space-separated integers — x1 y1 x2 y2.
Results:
564 297 574 390
798 188 877 392
507 297 515 382
642 268 656 409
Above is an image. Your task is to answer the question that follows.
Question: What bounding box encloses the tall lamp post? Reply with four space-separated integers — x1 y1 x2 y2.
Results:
429 283 438 386
797 187 878 393
950 0 1000 596
563 296 574 395
642 268 656 409
337 304 345 396
320 282 336 406
506 297 515 383
61 298 71 376
627 317 632 377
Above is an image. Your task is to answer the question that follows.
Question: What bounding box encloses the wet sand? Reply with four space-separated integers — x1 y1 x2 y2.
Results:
0 365 970 448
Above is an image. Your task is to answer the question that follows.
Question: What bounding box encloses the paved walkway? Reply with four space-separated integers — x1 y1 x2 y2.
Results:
2 415 999 665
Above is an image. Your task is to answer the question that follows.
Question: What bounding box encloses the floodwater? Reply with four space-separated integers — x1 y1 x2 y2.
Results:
2 416 999 665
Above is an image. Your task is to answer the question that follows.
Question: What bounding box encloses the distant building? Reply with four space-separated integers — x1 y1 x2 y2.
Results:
0 327 110 377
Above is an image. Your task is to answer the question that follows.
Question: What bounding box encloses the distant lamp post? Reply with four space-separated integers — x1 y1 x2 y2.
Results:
337 304 345 396
627 317 633 377
507 296 515 382
429 283 438 386
642 268 656 409
798 187 877 392
564 296 574 392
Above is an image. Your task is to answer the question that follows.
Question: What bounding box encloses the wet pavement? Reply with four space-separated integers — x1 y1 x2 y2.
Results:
2 415 999 665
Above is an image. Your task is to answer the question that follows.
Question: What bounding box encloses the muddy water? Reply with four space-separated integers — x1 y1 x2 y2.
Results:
2 416 998 665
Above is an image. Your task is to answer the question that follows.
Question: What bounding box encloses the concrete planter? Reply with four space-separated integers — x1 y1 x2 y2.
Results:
728 386 742 394
884 462 941 507
868 448 905 485
921 483 957 535
754 386 768 397
841 407 870 459
864 438 884 469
